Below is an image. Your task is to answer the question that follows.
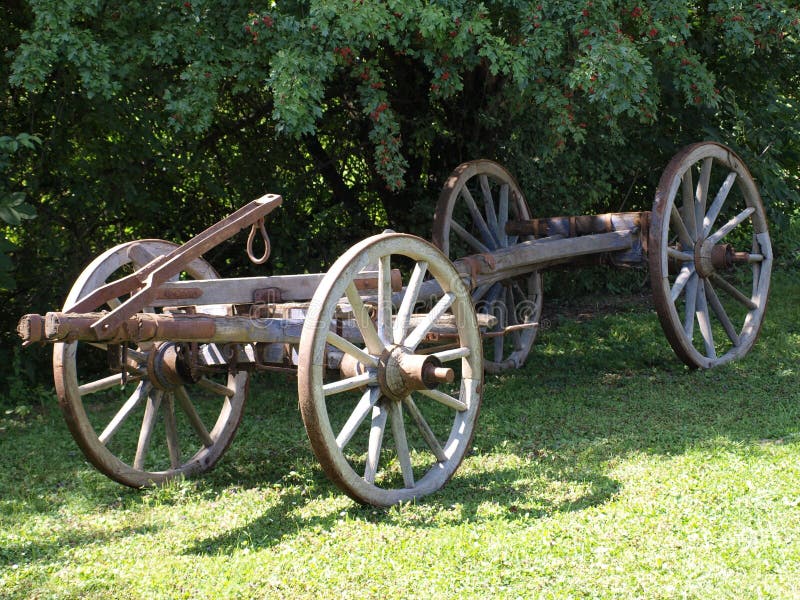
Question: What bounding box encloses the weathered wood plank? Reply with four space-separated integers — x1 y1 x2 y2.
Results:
152 269 402 307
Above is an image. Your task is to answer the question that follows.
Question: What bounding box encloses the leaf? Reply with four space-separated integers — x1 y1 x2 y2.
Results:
0 205 20 226
0 193 36 226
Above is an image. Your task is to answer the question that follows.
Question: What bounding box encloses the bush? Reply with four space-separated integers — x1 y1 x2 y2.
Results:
1 1 798 390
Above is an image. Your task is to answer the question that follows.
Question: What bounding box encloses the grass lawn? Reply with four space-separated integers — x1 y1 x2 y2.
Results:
1 269 798 599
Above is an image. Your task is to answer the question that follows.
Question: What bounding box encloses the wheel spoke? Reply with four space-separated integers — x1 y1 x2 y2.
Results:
197 376 236 397
87 344 147 365
364 403 388 484
498 184 510 247
323 372 377 397
667 247 694 262
670 264 696 302
134 389 163 470
98 381 151 445
345 282 384 355
706 207 756 245
389 400 415 488
682 273 698 340
451 220 491 254
403 292 456 350
704 280 740 346
431 346 471 362
394 261 428 344
507 286 523 350
403 395 447 462
377 254 393 345
710 273 758 310
418 387 467 411
681 170 697 240
695 157 713 229
479 174 501 246
326 331 378 368
471 282 493 303
695 284 716 359
670 205 694 249
336 388 380 450
493 329 504 362
174 385 214 447
79 372 140 396
703 172 737 237
163 394 181 469
460 187 497 250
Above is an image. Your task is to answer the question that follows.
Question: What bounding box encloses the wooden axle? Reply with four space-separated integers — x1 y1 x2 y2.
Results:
18 309 499 346
505 211 649 238
19 311 312 345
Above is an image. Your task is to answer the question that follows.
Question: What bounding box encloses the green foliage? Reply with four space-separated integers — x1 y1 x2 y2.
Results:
0 133 40 291
0 1 799 388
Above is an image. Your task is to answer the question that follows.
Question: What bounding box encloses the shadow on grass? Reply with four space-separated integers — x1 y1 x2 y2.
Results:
183 463 622 555
0 522 160 569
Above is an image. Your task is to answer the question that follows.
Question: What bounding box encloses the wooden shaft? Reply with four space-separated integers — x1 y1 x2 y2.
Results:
456 230 634 286
407 230 635 304
150 269 403 307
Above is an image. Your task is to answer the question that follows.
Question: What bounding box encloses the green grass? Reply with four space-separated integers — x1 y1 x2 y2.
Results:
2 269 799 599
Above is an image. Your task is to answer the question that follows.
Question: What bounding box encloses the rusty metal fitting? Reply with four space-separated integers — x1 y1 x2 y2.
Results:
378 346 454 401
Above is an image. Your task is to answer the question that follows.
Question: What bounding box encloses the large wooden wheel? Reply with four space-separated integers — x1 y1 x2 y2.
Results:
298 233 483 506
432 159 543 373
53 240 248 487
649 142 772 368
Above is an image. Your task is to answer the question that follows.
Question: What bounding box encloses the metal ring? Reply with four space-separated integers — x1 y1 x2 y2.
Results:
247 218 271 265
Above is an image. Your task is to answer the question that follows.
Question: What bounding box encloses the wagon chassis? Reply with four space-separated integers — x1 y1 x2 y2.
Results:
17 141 772 506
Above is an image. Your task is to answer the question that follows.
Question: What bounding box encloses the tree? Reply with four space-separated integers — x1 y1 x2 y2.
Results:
2 0 799 390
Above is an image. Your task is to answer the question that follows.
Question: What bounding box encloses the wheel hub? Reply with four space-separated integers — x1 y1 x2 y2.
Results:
694 240 734 278
146 342 200 391
376 345 454 401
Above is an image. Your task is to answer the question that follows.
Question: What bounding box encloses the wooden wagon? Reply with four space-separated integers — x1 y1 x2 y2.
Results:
18 141 772 505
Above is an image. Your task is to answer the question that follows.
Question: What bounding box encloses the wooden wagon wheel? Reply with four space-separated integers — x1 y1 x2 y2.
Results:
298 233 483 506
432 159 543 373
649 142 772 368
53 240 248 487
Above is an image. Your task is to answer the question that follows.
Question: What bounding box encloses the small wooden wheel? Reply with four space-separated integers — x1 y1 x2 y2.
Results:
53 240 248 487
432 159 543 373
649 142 772 368
298 233 483 506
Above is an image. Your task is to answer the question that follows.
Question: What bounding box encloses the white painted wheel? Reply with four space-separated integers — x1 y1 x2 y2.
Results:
298 233 483 506
53 240 248 487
